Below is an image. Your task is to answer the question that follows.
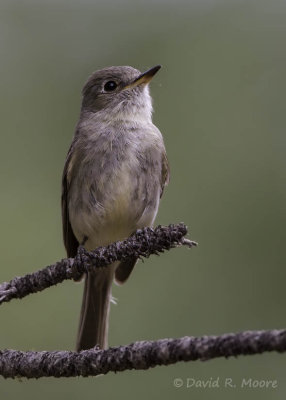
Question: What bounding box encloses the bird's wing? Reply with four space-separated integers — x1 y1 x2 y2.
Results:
160 150 170 198
61 143 79 258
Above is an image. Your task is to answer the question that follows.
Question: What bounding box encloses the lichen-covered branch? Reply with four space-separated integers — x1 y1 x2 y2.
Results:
0 329 285 379
0 223 196 305
0 223 284 379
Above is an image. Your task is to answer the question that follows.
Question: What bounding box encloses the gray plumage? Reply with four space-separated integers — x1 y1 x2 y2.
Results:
62 65 169 351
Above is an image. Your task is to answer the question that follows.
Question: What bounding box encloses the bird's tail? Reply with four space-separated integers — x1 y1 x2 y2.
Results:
76 264 116 351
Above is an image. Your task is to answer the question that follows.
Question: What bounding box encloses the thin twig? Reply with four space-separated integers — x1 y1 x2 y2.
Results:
0 223 196 305
0 329 285 379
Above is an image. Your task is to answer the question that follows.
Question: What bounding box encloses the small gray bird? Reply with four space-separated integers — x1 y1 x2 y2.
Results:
62 65 169 351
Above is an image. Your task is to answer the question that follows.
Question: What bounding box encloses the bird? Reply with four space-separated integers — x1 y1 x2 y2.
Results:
61 65 169 351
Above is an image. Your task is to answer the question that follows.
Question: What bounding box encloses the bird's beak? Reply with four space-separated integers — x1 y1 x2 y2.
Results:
125 65 161 89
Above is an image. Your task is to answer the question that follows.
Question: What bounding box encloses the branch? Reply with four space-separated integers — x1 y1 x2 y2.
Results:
0 329 285 378
0 223 284 379
0 223 196 305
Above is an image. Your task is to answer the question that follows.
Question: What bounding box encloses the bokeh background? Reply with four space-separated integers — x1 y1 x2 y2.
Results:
0 0 285 398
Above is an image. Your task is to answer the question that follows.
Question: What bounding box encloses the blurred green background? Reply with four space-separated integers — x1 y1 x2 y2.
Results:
0 0 285 398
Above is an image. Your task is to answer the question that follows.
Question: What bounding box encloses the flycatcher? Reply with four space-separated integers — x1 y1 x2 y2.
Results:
62 65 169 351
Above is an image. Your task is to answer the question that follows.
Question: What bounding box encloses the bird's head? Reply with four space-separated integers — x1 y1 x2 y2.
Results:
81 65 161 121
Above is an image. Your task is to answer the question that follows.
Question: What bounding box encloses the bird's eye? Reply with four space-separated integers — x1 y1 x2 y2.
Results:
104 81 117 92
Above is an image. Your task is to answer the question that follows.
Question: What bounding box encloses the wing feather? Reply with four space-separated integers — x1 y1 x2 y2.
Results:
160 151 170 198
61 144 79 258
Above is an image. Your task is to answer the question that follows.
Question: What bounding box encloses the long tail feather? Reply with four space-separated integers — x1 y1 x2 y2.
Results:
76 264 116 351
